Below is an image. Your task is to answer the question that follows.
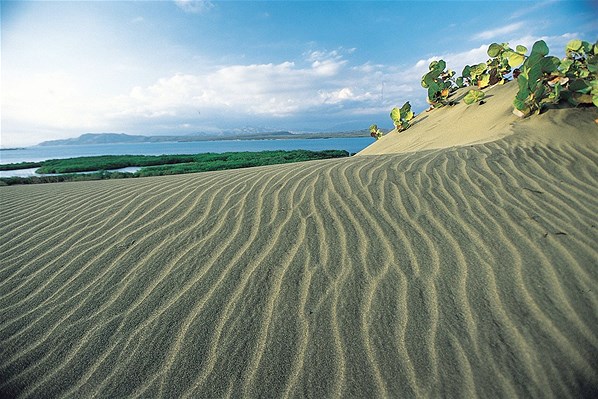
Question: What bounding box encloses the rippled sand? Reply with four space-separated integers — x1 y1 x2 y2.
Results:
2 126 597 397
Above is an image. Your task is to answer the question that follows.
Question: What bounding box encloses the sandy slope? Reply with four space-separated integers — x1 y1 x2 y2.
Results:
1 126 597 397
359 81 598 155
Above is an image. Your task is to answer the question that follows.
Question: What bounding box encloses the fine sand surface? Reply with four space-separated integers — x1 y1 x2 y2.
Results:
359 81 598 155
1 99 598 397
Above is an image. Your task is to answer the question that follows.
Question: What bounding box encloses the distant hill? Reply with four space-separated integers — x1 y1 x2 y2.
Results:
37 130 370 146
38 133 153 146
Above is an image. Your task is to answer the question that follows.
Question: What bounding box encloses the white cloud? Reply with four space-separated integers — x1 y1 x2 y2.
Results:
474 22 526 41
174 0 214 14
508 0 557 20
112 57 351 120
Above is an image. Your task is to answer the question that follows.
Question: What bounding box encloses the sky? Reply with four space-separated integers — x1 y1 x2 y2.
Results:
1 0 597 147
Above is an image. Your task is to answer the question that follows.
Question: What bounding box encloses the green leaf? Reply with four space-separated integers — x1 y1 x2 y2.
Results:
560 59 573 73
593 95 598 107
588 55 598 73
507 52 525 68
566 39 582 52
421 76 429 89
429 60 446 72
517 74 529 92
463 89 485 105
488 43 502 57
389 108 400 124
540 56 560 73
478 74 490 88
513 98 527 111
525 53 543 68
569 79 592 94
369 124 378 133
516 45 527 54
531 40 550 56
462 65 471 78
400 101 411 115
471 63 487 76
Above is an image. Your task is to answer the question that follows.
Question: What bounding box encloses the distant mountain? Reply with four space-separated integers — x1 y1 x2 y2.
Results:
38 133 153 146
38 130 370 146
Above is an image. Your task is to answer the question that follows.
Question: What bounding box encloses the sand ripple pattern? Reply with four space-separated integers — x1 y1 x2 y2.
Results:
1 140 597 398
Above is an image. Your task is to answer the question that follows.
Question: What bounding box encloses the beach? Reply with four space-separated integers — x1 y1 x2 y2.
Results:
1 83 597 397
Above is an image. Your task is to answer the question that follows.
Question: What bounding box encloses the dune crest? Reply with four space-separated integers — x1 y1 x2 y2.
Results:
359 81 598 155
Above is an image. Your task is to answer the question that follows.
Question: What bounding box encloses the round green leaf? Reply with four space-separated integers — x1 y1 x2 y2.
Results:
463 89 485 105
390 108 400 124
472 63 487 76
531 40 550 56
507 52 525 68
516 45 527 54
559 59 573 73
478 74 491 89
462 65 471 78
566 39 582 52
488 43 502 57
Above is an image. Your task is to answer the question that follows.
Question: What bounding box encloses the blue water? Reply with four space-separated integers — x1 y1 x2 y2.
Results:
0 166 142 178
0 137 373 177
0 137 372 164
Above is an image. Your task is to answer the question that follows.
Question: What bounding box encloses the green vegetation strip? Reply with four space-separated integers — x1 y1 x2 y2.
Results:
0 150 350 185
0 161 43 171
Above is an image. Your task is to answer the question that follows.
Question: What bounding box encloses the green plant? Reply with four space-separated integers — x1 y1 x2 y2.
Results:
461 63 488 88
461 43 527 89
559 39 597 106
369 124 383 140
463 89 486 105
421 60 456 108
390 101 414 131
513 40 562 117
512 38 598 117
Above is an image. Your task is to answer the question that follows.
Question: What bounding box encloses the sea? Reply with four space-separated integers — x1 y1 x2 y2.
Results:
0 137 373 178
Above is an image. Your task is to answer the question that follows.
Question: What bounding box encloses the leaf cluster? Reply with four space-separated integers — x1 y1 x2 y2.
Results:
514 39 597 117
369 124 384 140
560 39 598 107
463 89 486 105
461 42 527 89
390 102 414 131
421 60 457 108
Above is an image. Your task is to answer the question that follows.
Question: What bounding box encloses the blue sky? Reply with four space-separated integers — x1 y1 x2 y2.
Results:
1 0 597 146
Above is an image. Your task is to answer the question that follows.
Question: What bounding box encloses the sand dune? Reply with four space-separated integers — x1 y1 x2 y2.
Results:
359 81 598 155
1 122 597 397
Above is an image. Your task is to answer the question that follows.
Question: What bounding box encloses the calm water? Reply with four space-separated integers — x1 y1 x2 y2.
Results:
0 137 373 177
